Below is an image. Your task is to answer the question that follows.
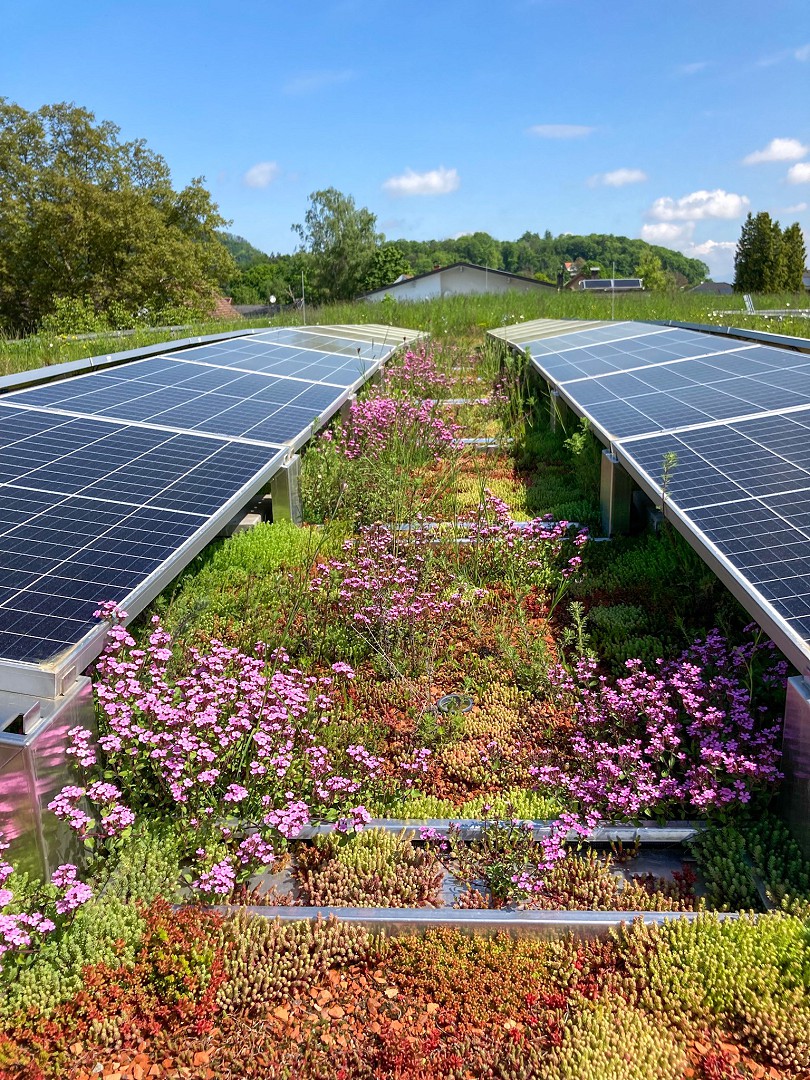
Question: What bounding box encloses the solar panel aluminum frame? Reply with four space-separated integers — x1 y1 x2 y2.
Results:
611 439 810 680
0 441 286 700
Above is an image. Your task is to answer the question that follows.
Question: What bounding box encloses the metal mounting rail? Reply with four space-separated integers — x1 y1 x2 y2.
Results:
289 820 704 843
214 905 736 939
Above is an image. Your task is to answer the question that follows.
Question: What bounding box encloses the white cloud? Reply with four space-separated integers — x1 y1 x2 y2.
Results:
686 239 737 258
757 43 810 67
676 61 708 75
283 69 354 95
787 162 810 184
640 222 695 244
589 168 648 188
647 189 750 222
527 124 594 138
783 202 808 213
243 162 280 189
743 137 809 164
382 166 460 197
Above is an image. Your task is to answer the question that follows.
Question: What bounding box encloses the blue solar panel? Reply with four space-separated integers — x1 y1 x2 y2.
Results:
0 325 414 675
3 355 350 445
0 404 283 663
497 317 810 662
257 328 387 359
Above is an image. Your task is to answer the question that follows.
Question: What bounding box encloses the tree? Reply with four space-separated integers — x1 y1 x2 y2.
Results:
634 250 669 291
781 222 807 292
733 211 801 293
292 188 382 302
360 244 412 293
454 231 503 270
0 99 234 334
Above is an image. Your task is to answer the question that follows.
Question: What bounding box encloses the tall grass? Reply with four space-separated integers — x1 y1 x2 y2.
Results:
1 290 808 379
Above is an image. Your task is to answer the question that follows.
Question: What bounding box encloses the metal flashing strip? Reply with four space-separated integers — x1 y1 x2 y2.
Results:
289 820 702 843
218 905 735 939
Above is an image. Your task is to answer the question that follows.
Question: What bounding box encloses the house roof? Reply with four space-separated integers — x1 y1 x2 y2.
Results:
358 262 556 298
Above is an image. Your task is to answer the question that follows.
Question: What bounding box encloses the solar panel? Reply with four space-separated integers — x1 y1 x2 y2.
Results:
0 324 420 686
2 354 350 445
491 316 810 670
0 405 283 664
257 327 389 358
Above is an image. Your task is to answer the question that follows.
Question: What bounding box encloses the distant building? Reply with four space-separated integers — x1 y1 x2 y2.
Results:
690 281 734 295
358 262 555 302
210 295 241 319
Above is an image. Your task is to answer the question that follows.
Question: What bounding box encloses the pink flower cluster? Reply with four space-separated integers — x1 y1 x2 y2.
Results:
534 629 784 820
383 345 455 398
466 490 589 594
329 396 460 461
49 781 135 840
0 837 91 972
335 805 373 833
310 524 464 659
51 608 388 895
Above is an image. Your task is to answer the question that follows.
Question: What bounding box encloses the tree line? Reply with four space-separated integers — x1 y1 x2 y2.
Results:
225 188 711 307
8 99 803 338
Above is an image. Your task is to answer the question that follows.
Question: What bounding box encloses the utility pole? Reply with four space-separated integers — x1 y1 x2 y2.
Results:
301 271 306 325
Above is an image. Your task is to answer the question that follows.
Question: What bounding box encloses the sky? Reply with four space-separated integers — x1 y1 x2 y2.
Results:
2 0 809 281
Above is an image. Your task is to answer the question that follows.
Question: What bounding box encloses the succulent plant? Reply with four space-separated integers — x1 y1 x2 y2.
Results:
216 912 377 1014
295 829 444 907
536 996 687 1079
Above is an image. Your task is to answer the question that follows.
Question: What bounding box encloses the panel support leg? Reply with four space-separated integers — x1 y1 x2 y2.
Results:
340 393 357 423
270 454 302 525
600 450 633 536
781 676 810 857
549 389 573 433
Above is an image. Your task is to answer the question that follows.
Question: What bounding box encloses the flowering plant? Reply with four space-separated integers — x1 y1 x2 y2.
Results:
0 835 91 976
326 395 459 463
50 603 383 898
534 629 784 821
310 524 465 673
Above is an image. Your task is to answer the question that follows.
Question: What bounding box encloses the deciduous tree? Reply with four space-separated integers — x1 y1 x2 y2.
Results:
292 188 382 301
0 99 234 334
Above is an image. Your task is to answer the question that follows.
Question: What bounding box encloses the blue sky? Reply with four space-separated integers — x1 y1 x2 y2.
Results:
3 0 809 280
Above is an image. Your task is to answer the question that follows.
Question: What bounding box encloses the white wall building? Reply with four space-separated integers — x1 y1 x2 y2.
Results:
359 262 555 303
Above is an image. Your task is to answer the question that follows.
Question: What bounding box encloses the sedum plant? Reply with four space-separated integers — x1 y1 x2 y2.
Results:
295 828 443 907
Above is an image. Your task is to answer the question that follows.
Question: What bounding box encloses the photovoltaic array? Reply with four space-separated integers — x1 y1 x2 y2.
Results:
0 324 419 679
490 319 810 671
